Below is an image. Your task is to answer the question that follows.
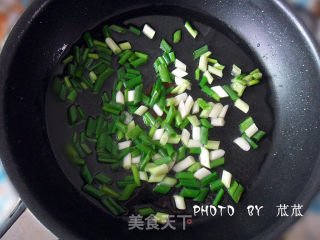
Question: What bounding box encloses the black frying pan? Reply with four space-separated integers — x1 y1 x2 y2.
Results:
1 0 320 239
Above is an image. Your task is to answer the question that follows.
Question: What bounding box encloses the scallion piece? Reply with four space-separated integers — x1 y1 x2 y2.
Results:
109 24 126 33
200 127 209 145
210 179 224 192
210 157 225 169
184 21 198 38
173 30 182 43
131 165 141 187
188 162 201 173
118 184 137 201
129 25 141 36
193 45 209 59
62 55 74 64
81 165 93 184
94 172 112 185
154 183 171 194
176 171 194 179
242 133 258 149
200 172 217 186
252 130 266 142
222 85 239 101
93 67 115 93
193 188 209 202
180 188 200 198
83 184 105 199
160 38 172 53
138 207 155 216
213 188 225 206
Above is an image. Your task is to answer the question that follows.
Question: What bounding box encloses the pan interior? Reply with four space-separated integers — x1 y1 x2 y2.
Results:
45 7 273 222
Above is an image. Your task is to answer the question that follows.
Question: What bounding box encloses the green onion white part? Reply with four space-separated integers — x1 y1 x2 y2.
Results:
118 140 131 150
192 101 200 114
105 37 121 54
210 149 225 161
218 105 229 118
175 93 187 105
172 68 188 78
173 156 195 172
192 126 201 140
234 98 249 113
209 103 223 118
132 156 141 164
208 65 223 78
194 167 211 180
187 139 202 148
211 118 225 127
199 147 210 168
221 170 232 188
160 131 169 145
123 153 132 170
152 128 164 141
231 64 241 76
142 24 156 39
181 129 191 146
134 105 148 116
233 137 251 151
175 59 187 71
173 195 186 210
153 103 163 116
211 86 229 98
245 123 258 138
127 90 135 102
199 55 208 72
116 91 125 104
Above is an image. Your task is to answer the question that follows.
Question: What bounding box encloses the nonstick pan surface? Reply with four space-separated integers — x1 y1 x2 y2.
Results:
1 0 320 240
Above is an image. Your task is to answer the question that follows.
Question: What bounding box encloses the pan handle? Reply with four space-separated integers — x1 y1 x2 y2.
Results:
0 201 58 239
0 200 26 238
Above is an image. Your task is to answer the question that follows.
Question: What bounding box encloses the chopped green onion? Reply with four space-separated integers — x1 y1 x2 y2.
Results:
109 24 126 33
200 172 217 186
193 188 209 202
118 184 137 201
252 130 266 142
222 85 239 101
129 25 141 36
154 183 171 194
83 184 105 199
81 165 93 184
94 173 112 185
193 45 209 59
210 179 224 192
160 38 172 53
180 188 200 198
184 21 198 38
242 133 258 149
200 127 209 145
210 157 225 169
213 188 225 206
173 30 182 43
138 207 155 216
